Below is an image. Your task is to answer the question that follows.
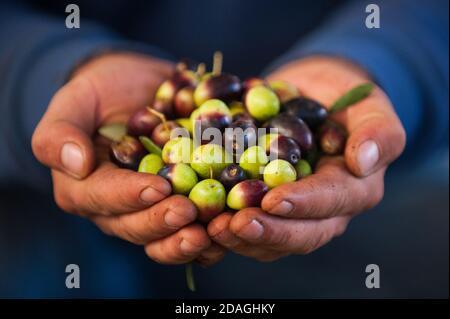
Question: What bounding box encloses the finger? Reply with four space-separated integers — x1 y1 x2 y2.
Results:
261 157 385 219
195 243 227 267
340 88 406 176
51 162 171 216
145 224 211 265
208 213 283 262
32 77 99 179
229 208 350 254
91 195 197 245
268 59 406 177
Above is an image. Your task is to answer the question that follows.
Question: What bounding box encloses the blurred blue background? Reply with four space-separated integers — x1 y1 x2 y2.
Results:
0 0 448 298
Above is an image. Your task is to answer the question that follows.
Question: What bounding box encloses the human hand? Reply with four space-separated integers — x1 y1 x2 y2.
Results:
208 56 406 261
32 52 225 265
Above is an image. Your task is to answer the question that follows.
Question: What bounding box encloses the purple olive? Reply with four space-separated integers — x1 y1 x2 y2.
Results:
219 164 247 191
109 135 147 170
282 97 328 129
174 86 195 118
223 119 258 160
126 108 161 137
194 74 242 106
318 121 347 155
264 112 314 152
266 135 301 165
226 179 269 210
151 121 181 147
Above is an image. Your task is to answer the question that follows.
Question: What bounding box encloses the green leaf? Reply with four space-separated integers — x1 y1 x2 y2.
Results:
185 263 196 292
139 136 162 156
330 83 374 113
98 123 127 142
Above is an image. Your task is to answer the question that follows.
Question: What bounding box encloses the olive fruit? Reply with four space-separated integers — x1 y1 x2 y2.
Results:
243 77 267 92
245 85 280 121
232 111 255 124
283 97 328 129
110 135 147 170
138 153 164 174
264 112 314 152
158 163 198 195
194 74 242 107
295 159 312 178
224 119 258 160
263 159 297 188
318 122 347 155
226 179 268 210
303 143 320 168
269 80 299 103
150 121 181 147
172 69 198 88
239 145 268 179
219 164 247 191
174 86 196 118
161 137 193 164
229 101 246 117
175 118 193 135
153 80 177 116
189 179 226 222
190 144 232 179
191 99 232 144
261 133 301 165
127 108 161 137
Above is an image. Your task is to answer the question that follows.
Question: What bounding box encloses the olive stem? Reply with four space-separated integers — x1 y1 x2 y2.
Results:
185 263 196 292
147 107 169 132
209 166 214 179
212 51 223 76
196 63 206 76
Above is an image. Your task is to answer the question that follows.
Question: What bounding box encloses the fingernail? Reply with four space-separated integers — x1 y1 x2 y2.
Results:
237 219 264 241
357 140 379 175
140 187 165 205
180 239 203 254
165 210 190 227
269 201 294 216
61 143 84 177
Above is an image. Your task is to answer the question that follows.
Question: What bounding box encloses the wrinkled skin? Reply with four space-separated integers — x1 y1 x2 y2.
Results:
32 53 225 266
207 56 406 262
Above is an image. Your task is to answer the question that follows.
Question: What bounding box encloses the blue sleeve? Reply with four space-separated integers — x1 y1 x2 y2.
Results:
0 2 173 189
267 0 449 163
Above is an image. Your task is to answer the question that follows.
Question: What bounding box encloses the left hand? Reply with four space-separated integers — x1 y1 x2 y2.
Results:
207 56 406 261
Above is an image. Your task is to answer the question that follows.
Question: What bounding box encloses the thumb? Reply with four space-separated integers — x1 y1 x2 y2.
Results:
32 77 97 179
341 88 407 177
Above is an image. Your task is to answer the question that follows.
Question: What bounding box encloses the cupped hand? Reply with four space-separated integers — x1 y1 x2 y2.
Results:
208 56 406 261
32 52 225 265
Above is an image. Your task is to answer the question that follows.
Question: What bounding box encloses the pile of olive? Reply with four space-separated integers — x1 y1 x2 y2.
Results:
100 52 373 223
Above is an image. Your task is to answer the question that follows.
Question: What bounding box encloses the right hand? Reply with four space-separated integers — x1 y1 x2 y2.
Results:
32 52 225 266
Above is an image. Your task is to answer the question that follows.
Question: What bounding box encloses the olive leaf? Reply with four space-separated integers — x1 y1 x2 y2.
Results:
98 123 127 142
139 136 162 156
330 83 374 113
185 263 196 292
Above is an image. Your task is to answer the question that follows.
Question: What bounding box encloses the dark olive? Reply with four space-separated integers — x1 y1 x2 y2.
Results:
109 135 147 170
264 112 314 152
282 97 328 129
